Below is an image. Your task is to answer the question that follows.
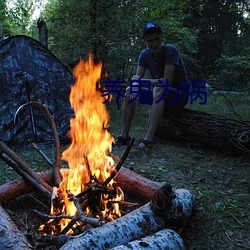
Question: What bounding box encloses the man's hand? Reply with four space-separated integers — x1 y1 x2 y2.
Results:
132 75 141 81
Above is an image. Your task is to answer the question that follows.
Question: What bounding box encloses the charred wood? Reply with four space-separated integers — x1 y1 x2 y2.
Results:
104 138 135 186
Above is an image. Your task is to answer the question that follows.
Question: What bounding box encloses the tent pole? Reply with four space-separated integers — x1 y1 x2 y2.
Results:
24 78 38 142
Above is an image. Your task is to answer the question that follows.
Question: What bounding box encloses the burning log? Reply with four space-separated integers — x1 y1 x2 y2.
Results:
0 204 32 249
110 228 186 250
59 185 195 250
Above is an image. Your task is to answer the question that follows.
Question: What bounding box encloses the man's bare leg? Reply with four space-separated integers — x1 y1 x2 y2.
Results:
120 87 136 138
138 87 165 146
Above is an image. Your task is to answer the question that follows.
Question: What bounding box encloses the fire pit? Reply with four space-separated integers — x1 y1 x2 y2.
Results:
0 55 196 249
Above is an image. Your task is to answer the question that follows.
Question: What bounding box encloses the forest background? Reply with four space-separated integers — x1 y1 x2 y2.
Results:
1 0 250 92
0 1 250 249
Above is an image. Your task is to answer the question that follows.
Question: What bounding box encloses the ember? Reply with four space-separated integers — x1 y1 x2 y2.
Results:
40 55 124 235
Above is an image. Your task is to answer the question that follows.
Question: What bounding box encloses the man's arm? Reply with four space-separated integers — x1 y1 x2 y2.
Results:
136 65 146 78
133 64 176 86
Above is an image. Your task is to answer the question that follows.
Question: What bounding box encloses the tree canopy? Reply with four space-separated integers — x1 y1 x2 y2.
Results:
1 0 250 90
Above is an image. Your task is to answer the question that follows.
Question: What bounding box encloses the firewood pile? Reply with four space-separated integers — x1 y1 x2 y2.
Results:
0 140 196 250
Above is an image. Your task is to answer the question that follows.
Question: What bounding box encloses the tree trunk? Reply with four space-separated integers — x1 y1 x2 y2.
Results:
155 108 250 154
0 204 32 249
37 19 48 47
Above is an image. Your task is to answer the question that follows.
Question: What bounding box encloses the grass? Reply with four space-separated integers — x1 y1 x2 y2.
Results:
0 92 249 249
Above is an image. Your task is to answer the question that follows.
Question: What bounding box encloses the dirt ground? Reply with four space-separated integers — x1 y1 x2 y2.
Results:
1 138 249 249
112 139 250 250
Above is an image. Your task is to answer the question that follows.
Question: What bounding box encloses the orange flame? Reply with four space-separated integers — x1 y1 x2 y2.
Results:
42 55 123 234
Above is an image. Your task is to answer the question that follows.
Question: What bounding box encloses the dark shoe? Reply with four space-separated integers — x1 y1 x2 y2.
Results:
136 139 155 149
114 136 132 146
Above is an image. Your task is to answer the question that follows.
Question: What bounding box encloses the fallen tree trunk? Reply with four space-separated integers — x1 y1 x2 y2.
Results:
60 186 195 250
110 228 185 250
155 108 250 154
0 204 32 249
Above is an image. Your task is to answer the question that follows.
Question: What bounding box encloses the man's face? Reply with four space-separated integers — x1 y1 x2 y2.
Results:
143 31 162 52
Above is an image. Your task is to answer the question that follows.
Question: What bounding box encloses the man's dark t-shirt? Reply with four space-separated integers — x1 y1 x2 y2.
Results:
138 44 188 91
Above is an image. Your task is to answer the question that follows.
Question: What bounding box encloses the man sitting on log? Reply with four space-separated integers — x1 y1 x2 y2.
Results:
115 21 189 148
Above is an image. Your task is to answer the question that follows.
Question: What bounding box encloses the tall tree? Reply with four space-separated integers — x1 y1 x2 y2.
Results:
42 0 198 83
185 0 250 84
0 0 12 36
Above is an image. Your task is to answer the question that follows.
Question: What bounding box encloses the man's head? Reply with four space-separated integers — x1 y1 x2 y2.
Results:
142 22 162 39
142 22 163 52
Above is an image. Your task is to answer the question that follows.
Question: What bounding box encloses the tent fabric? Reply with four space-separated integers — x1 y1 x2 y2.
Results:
0 35 75 145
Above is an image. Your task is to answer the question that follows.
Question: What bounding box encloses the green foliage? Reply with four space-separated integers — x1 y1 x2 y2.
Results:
0 0 12 36
5 0 35 35
2 0 250 91
208 55 250 89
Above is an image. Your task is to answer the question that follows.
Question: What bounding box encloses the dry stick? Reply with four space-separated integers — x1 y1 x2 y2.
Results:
72 194 104 227
0 152 51 199
83 155 98 182
83 155 92 180
33 205 103 227
103 138 135 186
75 183 116 199
60 191 99 235
0 141 52 193
15 101 62 186
62 139 135 234
33 209 75 220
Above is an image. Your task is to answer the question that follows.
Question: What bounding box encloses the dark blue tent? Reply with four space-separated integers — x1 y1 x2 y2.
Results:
0 35 74 145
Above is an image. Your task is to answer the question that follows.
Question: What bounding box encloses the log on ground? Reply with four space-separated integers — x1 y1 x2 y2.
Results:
114 166 162 203
0 171 53 205
155 108 250 153
59 186 195 250
0 204 32 249
110 228 186 250
0 167 159 205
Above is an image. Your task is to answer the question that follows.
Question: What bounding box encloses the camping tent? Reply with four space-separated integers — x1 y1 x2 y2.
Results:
0 35 75 145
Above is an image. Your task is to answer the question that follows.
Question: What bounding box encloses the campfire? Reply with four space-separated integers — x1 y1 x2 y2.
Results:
39 55 127 236
0 55 196 249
